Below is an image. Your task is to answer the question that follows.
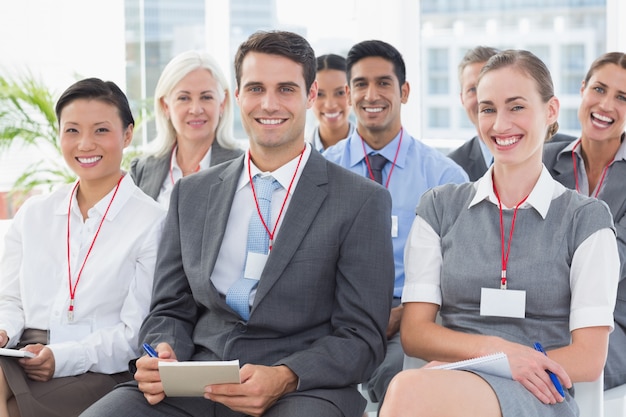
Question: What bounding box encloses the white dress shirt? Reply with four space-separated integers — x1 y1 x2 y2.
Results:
156 145 212 207
0 174 166 377
210 143 311 303
403 165 619 331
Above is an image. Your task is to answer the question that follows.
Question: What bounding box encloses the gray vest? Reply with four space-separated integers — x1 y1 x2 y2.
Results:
417 182 614 350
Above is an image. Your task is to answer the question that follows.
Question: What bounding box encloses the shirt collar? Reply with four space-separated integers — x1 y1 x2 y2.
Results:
469 165 556 219
348 128 409 169
55 173 135 220
558 135 626 164
170 144 212 174
237 142 311 193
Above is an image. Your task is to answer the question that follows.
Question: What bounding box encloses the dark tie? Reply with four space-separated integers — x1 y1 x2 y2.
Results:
367 154 388 185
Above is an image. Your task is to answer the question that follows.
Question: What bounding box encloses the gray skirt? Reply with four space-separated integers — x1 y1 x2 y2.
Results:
0 329 132 417
476 371 579 417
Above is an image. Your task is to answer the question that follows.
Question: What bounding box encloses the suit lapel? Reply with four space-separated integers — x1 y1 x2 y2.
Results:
599 161 626 221
468 137 488 177
251 151 329 312
551 151 577 190
200 157 245 282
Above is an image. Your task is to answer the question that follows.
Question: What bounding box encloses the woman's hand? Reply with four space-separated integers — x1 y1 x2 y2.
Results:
502 340 571 404
18 344 55 382
0 330 8 348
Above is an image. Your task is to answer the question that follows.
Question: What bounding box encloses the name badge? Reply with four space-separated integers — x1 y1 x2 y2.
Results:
49 321 92 345
391 215 398 238
244 252 269 280
480 287 526 318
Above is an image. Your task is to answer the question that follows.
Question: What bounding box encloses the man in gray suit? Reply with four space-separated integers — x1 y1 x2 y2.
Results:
448 46 499 181
80 31 394 417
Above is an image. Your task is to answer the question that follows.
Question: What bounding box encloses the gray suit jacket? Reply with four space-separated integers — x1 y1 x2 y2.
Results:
130 140 244 200
141 150 395 415
544 139 626 389
448 136 487 181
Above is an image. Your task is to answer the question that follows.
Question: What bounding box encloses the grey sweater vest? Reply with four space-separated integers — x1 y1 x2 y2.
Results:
416 182 614 349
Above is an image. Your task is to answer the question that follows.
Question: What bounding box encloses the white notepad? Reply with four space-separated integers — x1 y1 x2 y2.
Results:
429 352 512 379
158 359 240 397
0 347 35 358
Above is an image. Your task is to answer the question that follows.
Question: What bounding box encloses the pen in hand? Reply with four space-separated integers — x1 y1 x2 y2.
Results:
533 342 565 397
142 343 158 358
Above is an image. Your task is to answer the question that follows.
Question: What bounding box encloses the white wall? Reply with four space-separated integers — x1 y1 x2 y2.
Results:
0 0 126 94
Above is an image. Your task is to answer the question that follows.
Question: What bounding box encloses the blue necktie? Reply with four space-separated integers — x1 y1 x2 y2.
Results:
226 175 280 321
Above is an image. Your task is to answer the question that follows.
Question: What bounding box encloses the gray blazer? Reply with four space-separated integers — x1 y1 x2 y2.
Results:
544 139 626 390
130 140 244 200
447 136 487 182
141 150 395 415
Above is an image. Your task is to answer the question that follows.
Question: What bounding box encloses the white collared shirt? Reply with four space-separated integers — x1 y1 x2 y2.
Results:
403 165 618 331
157 145 212 207
0 174 166 376
210 143 312 302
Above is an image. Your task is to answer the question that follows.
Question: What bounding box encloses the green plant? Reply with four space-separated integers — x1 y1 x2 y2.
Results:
0 72 151 196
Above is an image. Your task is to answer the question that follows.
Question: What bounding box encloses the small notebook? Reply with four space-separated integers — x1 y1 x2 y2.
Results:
429 352 512 379
158 359 240 397
0 348 35 358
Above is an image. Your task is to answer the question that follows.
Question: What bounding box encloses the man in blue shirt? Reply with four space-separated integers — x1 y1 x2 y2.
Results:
324 39 468 407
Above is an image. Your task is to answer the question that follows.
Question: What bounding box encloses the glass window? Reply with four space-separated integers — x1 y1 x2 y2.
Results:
428 108 451 128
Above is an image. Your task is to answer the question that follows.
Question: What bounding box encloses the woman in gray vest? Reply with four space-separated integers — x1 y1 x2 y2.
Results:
381 50 619 417
543 52 626 391
130 51 243 207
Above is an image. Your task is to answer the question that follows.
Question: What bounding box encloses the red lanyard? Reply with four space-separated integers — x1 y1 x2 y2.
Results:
169 145 200 185
247 147 305 252
66 175 124 321
571 138 611 198
360 128 403 188
492 174 529 290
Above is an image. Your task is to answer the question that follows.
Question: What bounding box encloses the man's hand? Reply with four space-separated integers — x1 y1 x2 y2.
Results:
135 342 178 405
19 344 55 381
204 364 298 417
387 305 403 339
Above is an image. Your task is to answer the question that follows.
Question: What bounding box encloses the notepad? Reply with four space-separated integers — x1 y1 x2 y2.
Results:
158 359 240 397
429 352 512 379
0 348 35 358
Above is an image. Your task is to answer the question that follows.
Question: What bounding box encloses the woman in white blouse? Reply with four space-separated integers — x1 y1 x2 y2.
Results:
0 78 166 417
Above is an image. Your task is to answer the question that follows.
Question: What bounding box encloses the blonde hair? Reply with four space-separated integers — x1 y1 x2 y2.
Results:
152 50 238 157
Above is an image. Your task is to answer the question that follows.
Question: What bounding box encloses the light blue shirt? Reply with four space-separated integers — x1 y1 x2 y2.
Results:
324 129 468 297
311 122 355 153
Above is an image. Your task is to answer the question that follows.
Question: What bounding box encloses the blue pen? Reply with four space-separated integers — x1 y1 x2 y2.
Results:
142 343 158 358
533 342 565 397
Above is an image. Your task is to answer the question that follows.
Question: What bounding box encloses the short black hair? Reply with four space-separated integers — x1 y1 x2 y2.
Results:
55 78 134 128
346 40 406 88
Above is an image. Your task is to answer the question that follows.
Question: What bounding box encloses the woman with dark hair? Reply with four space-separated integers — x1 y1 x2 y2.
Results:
309 54 354 152
381 50 619 417
0 78 166 417
544 52 626 391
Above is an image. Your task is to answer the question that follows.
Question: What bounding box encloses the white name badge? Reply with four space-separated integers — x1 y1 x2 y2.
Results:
480 287 526 318
244 252 269 280
49 322 92 345
391 215 398 238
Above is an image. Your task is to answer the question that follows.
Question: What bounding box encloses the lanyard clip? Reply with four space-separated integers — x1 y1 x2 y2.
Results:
68 300 75 322
500 270 507 290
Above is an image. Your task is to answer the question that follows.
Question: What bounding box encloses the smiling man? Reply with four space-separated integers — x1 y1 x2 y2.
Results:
324 39 469 408
80 31 394 417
